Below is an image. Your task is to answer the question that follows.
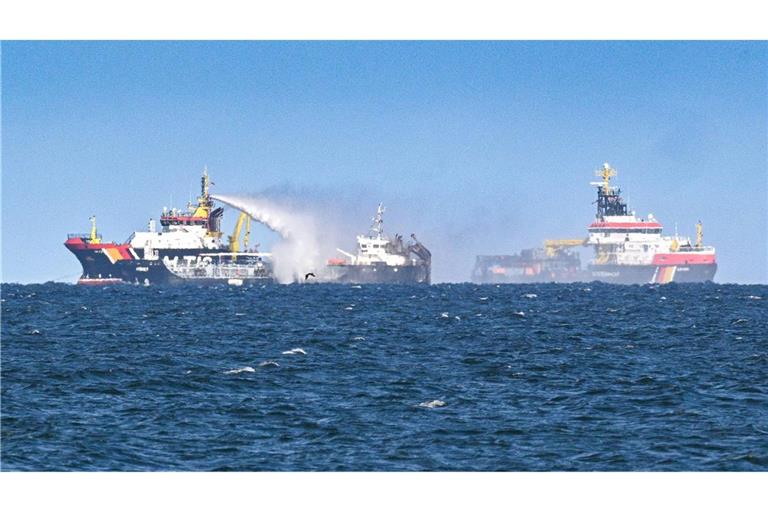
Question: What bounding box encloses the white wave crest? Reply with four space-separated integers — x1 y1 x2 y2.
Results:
418 399 446 409
224 366 255 374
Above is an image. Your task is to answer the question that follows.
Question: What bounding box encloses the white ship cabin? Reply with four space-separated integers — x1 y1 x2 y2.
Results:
127 209 223 259
336 203 412 266
353 234 409 266
587 164 665 245
123 168 227 257
587 213 665 245
586 163 715 265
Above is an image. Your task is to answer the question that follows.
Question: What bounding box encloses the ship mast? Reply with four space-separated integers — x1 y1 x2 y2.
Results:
369 203 385 238
190 166 215 218
597 162 616 195
591 162 628 219
89 215 101 244
202 166 210 198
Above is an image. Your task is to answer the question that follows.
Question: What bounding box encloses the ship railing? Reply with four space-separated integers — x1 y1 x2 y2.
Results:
677 245 715 252
167 260 270 277
67 232 102 240
198 252 273 258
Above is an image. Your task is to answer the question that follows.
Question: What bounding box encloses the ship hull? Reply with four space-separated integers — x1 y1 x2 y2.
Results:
65 241 273 285
472 263 717 285
326 264 430 284
68 250 182 285
588 263 717 284
472 271 589 284
471 252 584 284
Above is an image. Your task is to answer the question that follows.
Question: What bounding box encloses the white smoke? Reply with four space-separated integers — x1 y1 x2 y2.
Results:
212 194 326 283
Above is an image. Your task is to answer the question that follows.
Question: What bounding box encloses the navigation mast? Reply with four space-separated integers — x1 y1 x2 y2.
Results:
370 203 385 238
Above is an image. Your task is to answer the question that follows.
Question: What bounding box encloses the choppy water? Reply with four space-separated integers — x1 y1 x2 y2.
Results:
2 282 767 471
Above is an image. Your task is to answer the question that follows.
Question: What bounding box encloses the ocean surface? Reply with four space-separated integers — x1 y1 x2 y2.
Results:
2 282 767 471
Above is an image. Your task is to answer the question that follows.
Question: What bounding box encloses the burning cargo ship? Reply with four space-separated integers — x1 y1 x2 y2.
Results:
65 168 273 285
325 203 431 284
471 240 586 283
472 163 717 284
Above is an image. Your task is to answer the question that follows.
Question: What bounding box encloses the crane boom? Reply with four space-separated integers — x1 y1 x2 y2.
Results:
228 211 251 260
243 215 251 251
544 238 587 257
696 221 703 248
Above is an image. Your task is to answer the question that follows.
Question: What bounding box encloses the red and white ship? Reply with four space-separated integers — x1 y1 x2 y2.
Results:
64 168 273 285
586 163 717 284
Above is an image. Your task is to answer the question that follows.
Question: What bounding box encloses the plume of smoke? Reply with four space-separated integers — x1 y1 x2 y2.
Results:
214 188 518 284
212 194 327 283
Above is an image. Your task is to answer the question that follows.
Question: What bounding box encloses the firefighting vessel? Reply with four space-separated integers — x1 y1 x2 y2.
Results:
65 168 273 285
325 203 431 284
586 163 716 284
472 163 717 284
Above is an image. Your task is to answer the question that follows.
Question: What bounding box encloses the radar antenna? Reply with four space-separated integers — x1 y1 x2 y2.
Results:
595 162 617 195
191 166 215 219
591 162 627 219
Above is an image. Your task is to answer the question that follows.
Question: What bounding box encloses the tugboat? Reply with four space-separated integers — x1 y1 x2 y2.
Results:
64 168 274 285
472 162 717 284
325 203 431 284
586 163 716 284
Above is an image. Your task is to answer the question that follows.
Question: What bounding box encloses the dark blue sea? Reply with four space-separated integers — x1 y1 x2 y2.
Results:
2 282 767 471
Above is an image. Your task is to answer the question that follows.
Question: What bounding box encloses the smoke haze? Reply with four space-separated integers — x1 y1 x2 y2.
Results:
213 186 527 284
3 42 766 284
212 193 328 283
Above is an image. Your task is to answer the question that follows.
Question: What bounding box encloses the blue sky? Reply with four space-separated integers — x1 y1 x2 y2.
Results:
2 41 766 283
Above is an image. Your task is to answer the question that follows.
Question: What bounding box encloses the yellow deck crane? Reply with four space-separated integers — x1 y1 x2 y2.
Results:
544 238 587 257
696 220 703 248
89 215 101 244
228 211 252 261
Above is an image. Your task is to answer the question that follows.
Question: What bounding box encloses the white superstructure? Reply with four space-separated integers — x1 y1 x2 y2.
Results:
128 213 223 259
326 203 432 284
337 204 416 266
586 163 716 278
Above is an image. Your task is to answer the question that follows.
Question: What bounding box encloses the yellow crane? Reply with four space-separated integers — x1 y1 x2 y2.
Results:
89 215 101 244
228 211 252 261
544 238 586 257
696 220 703 248
243 215 251 250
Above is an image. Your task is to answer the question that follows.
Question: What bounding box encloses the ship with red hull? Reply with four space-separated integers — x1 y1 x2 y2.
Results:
472 162 717 284
586 163 716 284
65 168 273 285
